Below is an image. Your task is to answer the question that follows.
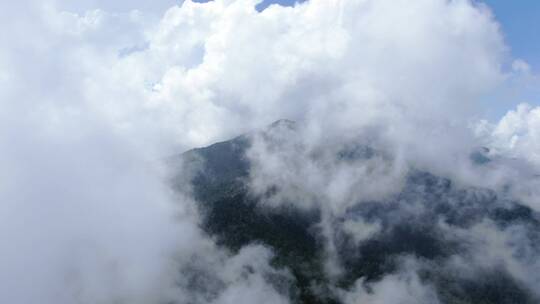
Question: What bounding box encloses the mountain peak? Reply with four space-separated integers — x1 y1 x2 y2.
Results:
268 119 296 130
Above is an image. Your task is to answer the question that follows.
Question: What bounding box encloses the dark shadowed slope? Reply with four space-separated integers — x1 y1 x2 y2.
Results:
172 121 540 304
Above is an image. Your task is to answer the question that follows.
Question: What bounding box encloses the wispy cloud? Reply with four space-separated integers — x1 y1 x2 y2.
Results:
1 0 539 303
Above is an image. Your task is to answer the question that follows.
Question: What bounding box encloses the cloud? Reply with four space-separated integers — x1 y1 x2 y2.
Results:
512 59 532 74
482 103 540 165
1 0 539 303
0 93 185 303
39 0 503 152
340 269 440 304
0 1 286 303
474 103 540 209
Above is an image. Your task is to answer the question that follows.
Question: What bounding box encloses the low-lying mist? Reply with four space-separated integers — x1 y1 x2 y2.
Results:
1 0 539 303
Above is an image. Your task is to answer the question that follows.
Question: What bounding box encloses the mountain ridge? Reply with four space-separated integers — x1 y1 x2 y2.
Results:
172 121 540 304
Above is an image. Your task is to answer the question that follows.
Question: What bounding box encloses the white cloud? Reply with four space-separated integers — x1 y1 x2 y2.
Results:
491 103 540 160
60 0 506 153
512 59 531 74
0 1 287 303
474 103 540 209
340 269 440 304
0 0 536 303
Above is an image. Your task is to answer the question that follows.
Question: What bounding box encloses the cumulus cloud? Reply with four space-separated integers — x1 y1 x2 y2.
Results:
482 103 540 165
25 0 502 153
474 103 540 209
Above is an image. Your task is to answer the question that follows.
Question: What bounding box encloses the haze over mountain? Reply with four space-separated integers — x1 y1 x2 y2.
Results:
173 120 540 304
1 1 540 304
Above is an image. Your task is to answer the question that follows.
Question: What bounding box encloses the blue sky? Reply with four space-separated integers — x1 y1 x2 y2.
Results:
480 0 540 115
483 0 540 72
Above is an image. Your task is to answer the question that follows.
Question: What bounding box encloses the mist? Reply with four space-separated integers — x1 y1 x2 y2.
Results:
1 0 540 303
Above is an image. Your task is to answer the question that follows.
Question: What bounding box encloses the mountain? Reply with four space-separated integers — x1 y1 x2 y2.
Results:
172 121 540 304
